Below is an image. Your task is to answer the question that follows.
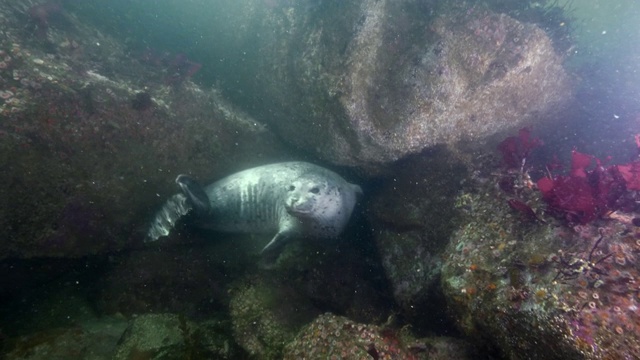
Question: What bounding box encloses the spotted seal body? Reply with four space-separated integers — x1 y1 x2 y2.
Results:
147 162 362 254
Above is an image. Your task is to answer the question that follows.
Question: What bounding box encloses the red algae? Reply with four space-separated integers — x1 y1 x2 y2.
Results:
497 127 543 169
537 151 635 223
447 132 640 358
498 129 640 224
616 161 640 190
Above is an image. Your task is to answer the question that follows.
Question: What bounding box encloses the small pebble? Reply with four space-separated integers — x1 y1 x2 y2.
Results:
32 58 44 65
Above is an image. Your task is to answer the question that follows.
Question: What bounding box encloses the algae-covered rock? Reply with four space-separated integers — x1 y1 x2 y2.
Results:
4 316 128 360
0 0 289 260
68 0 574 172
417 336 478 360
113 313 239 360
229 274 321 359
441 159 640 359
283 313 407 359
113 314 195 359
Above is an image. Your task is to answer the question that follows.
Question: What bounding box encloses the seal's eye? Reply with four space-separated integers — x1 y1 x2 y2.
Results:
288 185 296 191
309 187 320 194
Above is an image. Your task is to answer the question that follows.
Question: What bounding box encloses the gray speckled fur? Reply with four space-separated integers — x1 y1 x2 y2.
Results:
147 162 361 253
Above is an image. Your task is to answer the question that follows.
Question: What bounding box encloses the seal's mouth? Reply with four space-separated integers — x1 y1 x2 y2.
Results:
286 204 313 217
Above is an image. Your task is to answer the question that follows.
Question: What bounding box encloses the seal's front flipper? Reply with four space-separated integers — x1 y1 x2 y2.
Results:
260 232 291 255
259 232 291 268
176 174 211 214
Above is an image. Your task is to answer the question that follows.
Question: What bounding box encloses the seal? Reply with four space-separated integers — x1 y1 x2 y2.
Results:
147 162 362 254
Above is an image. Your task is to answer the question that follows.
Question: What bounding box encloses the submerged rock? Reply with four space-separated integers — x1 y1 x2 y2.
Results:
367 149 467 322
65 0 575 172
113 313 239 360
283 313 477 360
71 0 572 172
283 313 415 359
4 317 128 360
0 0 289 260
228 274 321 359
94 246 233 318
441 158 640 359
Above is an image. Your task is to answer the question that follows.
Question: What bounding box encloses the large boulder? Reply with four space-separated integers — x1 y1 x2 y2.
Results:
69 0 573 171
0 0 289 259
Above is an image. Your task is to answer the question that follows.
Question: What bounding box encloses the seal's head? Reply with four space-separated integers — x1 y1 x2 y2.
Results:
284 173 360 237
285 176 334 216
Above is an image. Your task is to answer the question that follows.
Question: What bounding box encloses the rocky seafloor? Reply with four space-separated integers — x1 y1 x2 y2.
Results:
2 0 640 359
